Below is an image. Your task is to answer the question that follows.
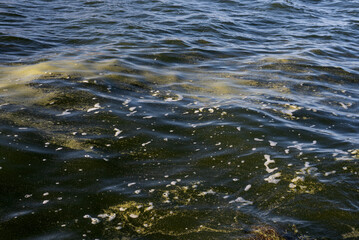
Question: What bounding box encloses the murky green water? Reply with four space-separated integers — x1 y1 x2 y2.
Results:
1 0 359 239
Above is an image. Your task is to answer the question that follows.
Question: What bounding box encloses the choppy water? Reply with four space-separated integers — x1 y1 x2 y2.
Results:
1 0 359 239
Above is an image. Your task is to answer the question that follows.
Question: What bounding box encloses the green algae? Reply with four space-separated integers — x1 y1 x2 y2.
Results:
102 200 234 238
248 225 286 240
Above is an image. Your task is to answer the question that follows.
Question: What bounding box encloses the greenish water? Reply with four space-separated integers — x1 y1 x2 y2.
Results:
1 0 359 239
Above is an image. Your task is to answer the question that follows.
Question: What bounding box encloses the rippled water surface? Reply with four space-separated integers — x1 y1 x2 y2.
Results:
1 0 359 239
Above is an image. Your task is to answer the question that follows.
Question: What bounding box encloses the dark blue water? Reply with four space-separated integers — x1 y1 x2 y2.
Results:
1 0 359 239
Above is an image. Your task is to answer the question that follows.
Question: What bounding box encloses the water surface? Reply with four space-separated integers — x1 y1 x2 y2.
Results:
1 0 359 239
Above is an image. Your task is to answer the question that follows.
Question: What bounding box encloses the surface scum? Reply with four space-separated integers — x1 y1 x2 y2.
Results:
0 56 358 239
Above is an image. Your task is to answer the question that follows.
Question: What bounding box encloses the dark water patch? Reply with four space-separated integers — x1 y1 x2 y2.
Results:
0 34 54 56
84 0 105 6
0 11 26 20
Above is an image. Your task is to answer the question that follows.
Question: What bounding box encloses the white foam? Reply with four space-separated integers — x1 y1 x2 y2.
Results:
339 102 348 109
141 141 152 147
145 205 154 211
264 172 281 184
264 155 278 173
244 184 252 191
229 197 253 205
87 103 101 112
91 217 100 224
108 213 116 221
97 214 109 219
56 109 71 116
324 170 336 176
114 128 122 137
164 94 183 102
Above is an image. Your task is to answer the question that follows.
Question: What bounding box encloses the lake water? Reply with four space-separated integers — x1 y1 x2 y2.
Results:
1 0 359 239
